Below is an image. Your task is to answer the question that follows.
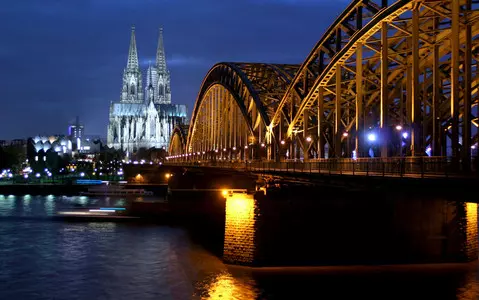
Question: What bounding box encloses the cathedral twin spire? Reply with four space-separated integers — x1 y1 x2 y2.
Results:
127 25 166 71
121 26 170 104
126 26 139 71
156 28 168 74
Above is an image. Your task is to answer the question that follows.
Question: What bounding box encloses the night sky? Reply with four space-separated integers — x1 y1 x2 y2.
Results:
0 0 347 140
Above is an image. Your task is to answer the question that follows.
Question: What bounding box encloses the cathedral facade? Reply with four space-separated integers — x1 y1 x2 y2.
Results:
107 27 187 153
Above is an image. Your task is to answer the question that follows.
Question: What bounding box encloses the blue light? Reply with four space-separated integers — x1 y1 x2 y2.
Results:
367 133 377 142
99 207 126 211
75 179 103 185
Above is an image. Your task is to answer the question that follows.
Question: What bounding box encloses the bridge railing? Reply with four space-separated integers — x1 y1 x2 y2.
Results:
165 156 478 178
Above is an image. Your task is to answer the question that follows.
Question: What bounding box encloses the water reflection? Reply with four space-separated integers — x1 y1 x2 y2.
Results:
44 195 55 215
197 272 259 300
0 194 15 216
22 194 31 215
0 195 478 299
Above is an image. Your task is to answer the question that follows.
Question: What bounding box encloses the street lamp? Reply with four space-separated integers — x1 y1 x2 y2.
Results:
306 136 312 142
367 133 377 142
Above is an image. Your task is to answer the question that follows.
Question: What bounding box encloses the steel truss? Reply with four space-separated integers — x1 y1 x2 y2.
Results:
168 124 189 156
180 63 298 161
170 0 479 170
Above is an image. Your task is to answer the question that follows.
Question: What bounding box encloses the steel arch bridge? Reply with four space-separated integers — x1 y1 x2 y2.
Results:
168 0 479 169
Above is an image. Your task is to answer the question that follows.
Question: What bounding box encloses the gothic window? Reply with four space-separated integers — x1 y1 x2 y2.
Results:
159 84 164 96
130 85 135 95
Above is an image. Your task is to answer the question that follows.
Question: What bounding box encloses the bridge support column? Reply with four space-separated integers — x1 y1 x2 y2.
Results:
380 22 389 158
317 88 325 158
432 39 441 156
450 0 460 163
410 6 422 156
335 66 342 157
462 9 472 172
290 135 295 160
303 109 310 161
223 192 260 265
274 126 281 162
355 45 363 158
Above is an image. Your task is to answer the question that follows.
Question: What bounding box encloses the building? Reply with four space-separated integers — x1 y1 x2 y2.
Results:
68 116 84 139
26 117 103 163
107 26 187 154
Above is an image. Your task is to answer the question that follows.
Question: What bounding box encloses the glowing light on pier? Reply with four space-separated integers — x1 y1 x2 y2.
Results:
223 192 256 264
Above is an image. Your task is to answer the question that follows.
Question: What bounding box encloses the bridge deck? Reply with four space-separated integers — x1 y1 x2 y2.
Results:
165 158 479 179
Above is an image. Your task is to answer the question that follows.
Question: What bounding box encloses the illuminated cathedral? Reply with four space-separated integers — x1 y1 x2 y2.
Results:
107 26 187 153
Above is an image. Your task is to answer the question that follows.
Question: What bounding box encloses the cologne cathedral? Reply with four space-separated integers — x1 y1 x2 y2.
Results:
107 26 187 153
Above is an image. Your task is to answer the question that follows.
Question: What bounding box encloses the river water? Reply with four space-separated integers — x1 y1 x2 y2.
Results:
0 194 478 300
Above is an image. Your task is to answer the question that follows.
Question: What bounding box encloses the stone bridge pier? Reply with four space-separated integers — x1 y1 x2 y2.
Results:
165 167 478 267
223 187 478 267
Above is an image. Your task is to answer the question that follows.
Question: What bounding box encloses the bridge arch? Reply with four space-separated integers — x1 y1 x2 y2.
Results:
168 0 479 168
185 62 298 161
270 0 479 164
168 125 189 157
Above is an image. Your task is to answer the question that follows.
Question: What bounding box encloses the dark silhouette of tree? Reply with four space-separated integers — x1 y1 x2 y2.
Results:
98 146 124 163
0 145 26 172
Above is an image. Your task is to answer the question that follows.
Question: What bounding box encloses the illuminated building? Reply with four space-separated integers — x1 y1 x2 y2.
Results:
68 116 84 139
107 26 187 153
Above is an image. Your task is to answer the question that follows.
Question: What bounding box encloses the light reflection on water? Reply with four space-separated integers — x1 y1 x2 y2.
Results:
195 272 259 299
0 195 478 300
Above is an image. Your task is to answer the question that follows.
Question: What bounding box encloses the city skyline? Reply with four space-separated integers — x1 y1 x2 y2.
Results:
0 0 345 139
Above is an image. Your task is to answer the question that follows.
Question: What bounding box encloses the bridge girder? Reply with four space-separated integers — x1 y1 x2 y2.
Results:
168 125 189 156
269 0 479 163
170 0 479 168
184 62 298 160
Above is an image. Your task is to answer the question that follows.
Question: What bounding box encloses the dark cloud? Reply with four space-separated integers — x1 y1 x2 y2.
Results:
0 0 344 139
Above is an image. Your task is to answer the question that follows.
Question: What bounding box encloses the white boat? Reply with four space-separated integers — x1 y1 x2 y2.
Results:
80 184 153 196
55 207 141 221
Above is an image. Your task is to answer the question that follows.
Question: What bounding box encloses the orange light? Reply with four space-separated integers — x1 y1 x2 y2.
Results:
224 193 256 265
165 173 171 179
222 190 228 196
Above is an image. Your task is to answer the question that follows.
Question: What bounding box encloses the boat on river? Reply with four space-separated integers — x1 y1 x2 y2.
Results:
80 184 153 196
54 207 141 222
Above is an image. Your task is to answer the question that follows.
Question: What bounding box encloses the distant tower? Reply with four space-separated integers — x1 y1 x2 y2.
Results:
69 116 84 139
156 27 171 104
120 26 144 103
